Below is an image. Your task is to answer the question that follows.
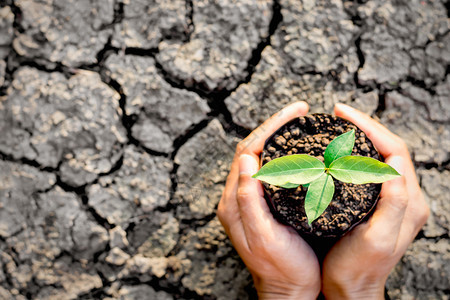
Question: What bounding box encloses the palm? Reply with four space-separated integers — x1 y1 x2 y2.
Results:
246 218 321 288
279 229 320 282
322 229 363 277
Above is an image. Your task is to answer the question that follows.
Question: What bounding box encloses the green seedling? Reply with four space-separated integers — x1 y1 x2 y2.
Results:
252 129 400 224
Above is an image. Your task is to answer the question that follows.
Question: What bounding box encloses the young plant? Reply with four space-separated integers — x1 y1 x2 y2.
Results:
252 129 401 224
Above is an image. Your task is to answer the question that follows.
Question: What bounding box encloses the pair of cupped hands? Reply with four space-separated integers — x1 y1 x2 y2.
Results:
218 102 429 299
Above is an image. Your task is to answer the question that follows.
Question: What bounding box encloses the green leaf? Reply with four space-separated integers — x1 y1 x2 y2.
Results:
302 183 310 188
329 156 401 184
279 182 300 189
305 173 335 224
252 154 325 186
324 129 355 167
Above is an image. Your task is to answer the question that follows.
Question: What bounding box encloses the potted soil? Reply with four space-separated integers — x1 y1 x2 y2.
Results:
254 114 398 255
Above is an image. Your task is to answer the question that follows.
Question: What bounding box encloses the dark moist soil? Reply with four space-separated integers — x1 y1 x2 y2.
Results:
261 114 382 238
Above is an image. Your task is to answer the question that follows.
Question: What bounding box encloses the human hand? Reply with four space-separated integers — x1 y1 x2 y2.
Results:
217 102 321 300
321 103 430 299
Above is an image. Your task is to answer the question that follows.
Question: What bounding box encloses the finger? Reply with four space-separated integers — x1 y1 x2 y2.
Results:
219 151 261 217
395 199 429 255
217 190 250 254
394 186 429 255
334 103 407 158
217 194 239 233
334 103 422 211
236 154 277 249
222 101 309 208
365 156 408 250
237 101 309 156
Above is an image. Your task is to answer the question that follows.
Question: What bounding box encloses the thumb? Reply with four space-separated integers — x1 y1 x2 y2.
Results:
380 156 407 210
237 154 264 202
366 156 408 243
236 154 276 243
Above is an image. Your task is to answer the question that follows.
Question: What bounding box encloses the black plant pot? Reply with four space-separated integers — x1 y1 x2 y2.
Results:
260 114 382 256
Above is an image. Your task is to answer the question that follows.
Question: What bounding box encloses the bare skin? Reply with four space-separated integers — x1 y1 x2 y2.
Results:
218 101 429 299
321 103 430 299
217 101 321 299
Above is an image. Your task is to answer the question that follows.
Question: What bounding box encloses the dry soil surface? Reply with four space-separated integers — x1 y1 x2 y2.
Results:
0 0 449 299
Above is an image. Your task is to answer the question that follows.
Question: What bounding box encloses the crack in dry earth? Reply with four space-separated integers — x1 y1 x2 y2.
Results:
0 0 449 298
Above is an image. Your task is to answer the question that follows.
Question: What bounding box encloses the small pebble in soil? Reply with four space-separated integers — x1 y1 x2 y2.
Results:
360 143 370 152
287 139 298 147
275 135 286 146
283 132 291 139
299 118 306 125
321 138 330 146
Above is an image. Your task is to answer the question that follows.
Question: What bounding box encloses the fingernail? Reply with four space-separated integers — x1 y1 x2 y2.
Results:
335 103 353 112
387 156 405 175
239 154 258 175
295 101 309 114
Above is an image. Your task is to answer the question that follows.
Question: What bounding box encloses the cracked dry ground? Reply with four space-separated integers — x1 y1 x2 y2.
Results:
0 0 449 299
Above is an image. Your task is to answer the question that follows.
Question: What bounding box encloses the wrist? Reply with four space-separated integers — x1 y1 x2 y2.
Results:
255 278 320 300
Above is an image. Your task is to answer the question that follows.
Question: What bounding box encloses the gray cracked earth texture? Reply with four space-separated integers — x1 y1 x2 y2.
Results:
0 0 448 299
